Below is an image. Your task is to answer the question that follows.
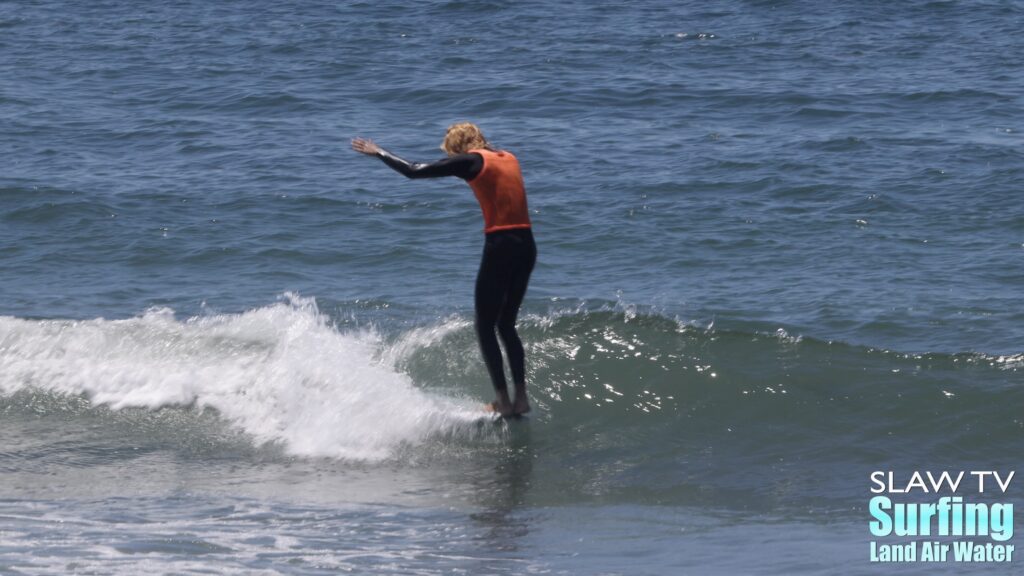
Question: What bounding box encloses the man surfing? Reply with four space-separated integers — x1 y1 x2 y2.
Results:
351 123 536 417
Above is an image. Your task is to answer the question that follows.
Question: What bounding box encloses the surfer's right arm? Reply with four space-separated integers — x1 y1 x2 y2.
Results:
351 138 481 180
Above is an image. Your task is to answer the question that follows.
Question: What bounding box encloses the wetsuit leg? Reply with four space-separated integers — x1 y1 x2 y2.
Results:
475 229 536 393
496 231 536 391
475 236 512 392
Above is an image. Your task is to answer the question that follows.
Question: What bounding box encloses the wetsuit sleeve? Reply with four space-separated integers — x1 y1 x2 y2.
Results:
376 148 483 180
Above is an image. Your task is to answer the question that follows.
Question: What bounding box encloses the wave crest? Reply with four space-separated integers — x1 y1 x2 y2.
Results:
0 294 485 460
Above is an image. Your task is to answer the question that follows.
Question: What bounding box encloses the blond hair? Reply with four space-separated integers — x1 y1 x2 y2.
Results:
441 122 489 155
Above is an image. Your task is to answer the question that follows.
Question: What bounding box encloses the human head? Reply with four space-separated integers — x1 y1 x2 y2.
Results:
441 122 488 156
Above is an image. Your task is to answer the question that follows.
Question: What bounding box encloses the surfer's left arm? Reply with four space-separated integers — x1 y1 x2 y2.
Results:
351 138 481 180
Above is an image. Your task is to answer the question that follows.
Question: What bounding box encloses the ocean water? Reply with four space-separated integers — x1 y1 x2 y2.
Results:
1 0 1022 574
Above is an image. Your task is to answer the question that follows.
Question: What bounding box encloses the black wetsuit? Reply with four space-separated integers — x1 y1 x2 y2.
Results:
375 148 536 394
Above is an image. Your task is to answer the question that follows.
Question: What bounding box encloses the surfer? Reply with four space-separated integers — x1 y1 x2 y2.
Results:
351 123 536 417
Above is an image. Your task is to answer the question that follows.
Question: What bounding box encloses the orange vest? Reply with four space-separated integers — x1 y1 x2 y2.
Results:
467 148 532 233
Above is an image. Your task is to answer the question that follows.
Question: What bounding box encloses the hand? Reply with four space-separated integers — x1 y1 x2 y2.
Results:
351 137 381 156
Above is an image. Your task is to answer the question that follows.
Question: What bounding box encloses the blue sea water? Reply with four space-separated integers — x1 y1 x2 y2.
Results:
1 1 1023 574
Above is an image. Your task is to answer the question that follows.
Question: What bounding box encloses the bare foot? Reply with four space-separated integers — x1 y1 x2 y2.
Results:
513 394 531 416
485 393 514 417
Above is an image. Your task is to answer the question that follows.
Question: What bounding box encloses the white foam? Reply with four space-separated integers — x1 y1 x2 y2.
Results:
377 314 471 369
0 294 484 460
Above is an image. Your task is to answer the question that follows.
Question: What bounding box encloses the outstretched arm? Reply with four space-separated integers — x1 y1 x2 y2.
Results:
351 138 482 180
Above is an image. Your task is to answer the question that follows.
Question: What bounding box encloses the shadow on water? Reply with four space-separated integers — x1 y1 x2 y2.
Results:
467 420 535 553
